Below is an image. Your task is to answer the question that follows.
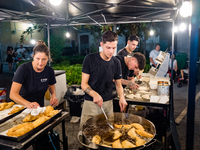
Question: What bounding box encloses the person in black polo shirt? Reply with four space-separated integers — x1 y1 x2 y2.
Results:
115 52 146 89
117 34 140 56
80 31 127 127
10 43 59 108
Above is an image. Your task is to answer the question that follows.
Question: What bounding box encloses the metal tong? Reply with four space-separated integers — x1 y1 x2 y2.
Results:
101 107 114 130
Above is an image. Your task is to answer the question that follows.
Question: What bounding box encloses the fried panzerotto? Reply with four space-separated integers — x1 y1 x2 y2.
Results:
112 139 122 148
4 102 15 109
32 116 50 128
113 130 122 140
135 136 145 147
23 113 44 122
92 135 101 144
131 123 145 131
44 106 54 116
7 123 34 137
127 127 137 139
121 140 136 148
0 103 7 111
114 124 132 129
45 110 59 117
135 129 154 138
8 106 25 115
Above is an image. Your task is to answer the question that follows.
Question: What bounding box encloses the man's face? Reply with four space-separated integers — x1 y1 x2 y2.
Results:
100 41 118 59
128 58 139 73
20 45 23 49
127 40 138 52
155 45 160 51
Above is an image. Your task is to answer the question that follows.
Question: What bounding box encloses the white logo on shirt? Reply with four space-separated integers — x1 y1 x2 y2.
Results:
41 78 47 82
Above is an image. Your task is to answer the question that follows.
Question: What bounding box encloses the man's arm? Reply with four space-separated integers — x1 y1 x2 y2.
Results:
121 78 139 89
115 79 127 112
81 72 103 107
150 57 156 67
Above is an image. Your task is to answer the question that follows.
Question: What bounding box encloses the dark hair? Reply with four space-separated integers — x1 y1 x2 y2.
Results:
101 31 118 43
155 43 160 48
130 52 146 70
128 35 140 43
33 44 52 61
6 46 13 53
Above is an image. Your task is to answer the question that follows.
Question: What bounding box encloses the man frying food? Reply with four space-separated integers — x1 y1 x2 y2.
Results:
80 31 127 128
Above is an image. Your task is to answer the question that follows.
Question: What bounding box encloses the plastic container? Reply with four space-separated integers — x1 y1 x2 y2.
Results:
157 81 169 95
149 81 158 89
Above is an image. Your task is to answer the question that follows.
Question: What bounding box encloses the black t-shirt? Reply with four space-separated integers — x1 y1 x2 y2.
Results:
117 48 131 56
82 52 122 101
12 62 56 106
115 55 134 80
117 48 134 77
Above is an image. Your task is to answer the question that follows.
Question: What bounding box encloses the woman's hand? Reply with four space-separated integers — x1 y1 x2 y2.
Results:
50 95 59 107
25 102 40 109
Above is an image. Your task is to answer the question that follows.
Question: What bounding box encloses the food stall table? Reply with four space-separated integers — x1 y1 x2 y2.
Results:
0 112 69 150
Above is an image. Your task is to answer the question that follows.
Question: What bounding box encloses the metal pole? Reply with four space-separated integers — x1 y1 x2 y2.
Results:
170 21 174 84
186 0 199 149
47 19 50 66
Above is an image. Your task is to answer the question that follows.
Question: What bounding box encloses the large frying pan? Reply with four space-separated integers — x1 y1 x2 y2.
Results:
78 113 156 150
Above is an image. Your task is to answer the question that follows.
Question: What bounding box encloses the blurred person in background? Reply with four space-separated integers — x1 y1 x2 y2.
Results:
6 46 14 72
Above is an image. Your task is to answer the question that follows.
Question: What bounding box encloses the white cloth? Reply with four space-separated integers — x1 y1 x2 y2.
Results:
16 48 26 53
149 49 160 65
169 59 177 69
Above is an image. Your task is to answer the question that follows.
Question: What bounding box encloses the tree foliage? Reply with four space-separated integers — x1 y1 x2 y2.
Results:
19 24 43 44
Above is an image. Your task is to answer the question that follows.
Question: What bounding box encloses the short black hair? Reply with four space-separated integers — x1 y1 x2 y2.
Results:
128 35 140 43
130 52 146 70
155 43 161 48
101 31 118 43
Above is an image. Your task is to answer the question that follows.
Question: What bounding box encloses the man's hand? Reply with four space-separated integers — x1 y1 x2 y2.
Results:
119 98 127 112
93 93 103 108
127 81 139 89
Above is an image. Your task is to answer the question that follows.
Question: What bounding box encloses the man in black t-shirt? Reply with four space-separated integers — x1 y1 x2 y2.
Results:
117 34 140 56
80 31 127 127
115 52 146 89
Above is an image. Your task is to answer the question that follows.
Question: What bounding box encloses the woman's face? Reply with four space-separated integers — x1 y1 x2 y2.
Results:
33 52 48 70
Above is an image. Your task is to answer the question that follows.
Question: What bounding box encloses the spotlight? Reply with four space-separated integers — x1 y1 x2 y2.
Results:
180 1 192 17
179 23 186 31
150 30 154 36
66 32 70 38
49 0 62 6
30 39 36 45
116 27 119 30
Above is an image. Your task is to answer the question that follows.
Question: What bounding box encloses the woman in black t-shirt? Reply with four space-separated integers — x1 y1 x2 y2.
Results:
10 43 59 108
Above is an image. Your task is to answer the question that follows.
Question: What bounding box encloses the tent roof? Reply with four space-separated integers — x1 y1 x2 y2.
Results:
0 0 180 26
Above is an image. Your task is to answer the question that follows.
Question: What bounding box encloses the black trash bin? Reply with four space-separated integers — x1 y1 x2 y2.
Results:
65 86 84 117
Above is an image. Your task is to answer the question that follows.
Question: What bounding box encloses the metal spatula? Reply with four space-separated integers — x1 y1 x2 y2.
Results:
101 107 114 130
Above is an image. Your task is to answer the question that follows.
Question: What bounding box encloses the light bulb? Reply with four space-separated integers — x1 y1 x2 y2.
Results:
150 30 154 36
66 32 70 38
30 39 36 45
173 26 178 33
180 1 192 17
49 0 62 6
179 23 186 31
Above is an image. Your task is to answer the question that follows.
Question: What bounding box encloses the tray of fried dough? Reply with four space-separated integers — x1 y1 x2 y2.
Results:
0 106 61 141
0 102 25 124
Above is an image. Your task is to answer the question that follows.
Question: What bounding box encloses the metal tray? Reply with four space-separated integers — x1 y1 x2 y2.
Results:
0 110 62 141
0 105 25 124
